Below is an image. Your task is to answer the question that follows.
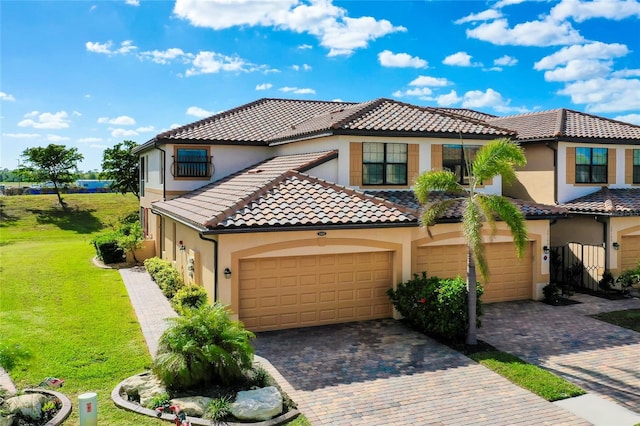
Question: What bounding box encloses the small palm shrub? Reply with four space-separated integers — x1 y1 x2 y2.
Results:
155 268 185 298
387 272 483 341
204 396 232 421
172 285 209 315
152 303 255 390
250 366 272 388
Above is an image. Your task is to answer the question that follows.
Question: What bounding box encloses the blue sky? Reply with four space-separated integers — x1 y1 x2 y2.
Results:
2 0 639 171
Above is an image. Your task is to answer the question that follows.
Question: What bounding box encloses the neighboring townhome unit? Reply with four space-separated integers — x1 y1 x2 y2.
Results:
132 98 568 331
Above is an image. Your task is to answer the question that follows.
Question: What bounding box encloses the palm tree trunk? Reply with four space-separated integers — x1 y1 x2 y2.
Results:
466 245 478 345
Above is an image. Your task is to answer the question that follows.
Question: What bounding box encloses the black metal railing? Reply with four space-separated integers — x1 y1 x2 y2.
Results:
550 242 606 292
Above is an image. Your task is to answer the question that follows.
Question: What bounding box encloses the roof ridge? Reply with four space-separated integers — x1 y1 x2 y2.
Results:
563 108 640 129
601 186 615 212
330 98 387 130
553 108 567 138
428 107 517 136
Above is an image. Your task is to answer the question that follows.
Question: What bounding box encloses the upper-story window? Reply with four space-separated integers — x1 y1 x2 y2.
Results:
634 149 640 184
443 144 480 185
362 142 407 185
576 147 607 183
174 147 211 178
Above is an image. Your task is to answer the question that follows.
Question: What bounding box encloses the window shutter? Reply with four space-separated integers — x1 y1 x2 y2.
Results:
408 144 419 185
608 148 616 184
625 149 633 184
566 147 575 184
350 142 362 186
431 144 442 170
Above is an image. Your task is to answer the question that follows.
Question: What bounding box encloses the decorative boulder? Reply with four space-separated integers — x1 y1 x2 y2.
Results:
4 393 48 421
231 386 283 421
120 373 167 407
171 396 213 417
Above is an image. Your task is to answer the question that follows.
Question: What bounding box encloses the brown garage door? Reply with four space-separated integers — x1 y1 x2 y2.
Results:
239 252 393 331
415 242 532 303
621 236 640 271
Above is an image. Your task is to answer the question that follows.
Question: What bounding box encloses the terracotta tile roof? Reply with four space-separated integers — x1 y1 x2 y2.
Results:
487 109 640 142
438 108 498 121
147 98 515 149
559 187 640 216
215 173 417 231
151 151 338 229
367 190 568 220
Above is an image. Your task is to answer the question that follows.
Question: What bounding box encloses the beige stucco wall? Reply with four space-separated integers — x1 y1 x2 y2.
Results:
551 215 605 247
506 144 556 204
611 217 640 274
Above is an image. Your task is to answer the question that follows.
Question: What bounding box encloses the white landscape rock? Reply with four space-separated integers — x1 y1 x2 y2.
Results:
171 396 213 417
4 393 48 421
120 373 167 407
231 386 283 421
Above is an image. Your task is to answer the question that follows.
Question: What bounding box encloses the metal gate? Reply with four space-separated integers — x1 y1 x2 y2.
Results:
550 242 606 292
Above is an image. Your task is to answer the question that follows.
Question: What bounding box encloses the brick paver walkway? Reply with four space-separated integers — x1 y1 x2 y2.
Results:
254 320 589 426
479 294 640 414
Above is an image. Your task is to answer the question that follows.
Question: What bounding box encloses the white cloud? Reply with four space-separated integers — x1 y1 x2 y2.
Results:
18 111 71 129
393 87 433 98
0 91 16 101
543 59 613 82
613 69 640 78
461 88 506 109
173 0 405 57
186 51 252 76
125 0 140 5
97 115 136 125
110 128 139 138
136 126 155 132
86 40 137 55
47 135 70 142
256 83 273 91
558 77 640 113
409 76 451 87
78 137 103 143
378 50 427 68
613 113 640 125
443 51 480 67
550 0 640 23
279 87 316 94
493 0 527 7
140 48 192 64
455 9 502 24
466 17 583 47
298 44 313 50
534 42 629 70
436 90 463 107
494 55 518 66
2 133 39 139
186 106 213 118
292 64 312 71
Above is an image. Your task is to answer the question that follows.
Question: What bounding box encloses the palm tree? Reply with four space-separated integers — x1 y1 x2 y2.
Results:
414 138 528 345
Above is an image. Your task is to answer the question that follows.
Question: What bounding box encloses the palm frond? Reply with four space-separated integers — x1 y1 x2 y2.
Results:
462 200 488 282
420 199 458 228
481 195 529 258
414 170 462 204
472 138 526 185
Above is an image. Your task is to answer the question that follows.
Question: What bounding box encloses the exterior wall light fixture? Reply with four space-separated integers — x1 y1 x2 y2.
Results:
179 240 186 251
612 242 620 250
224 267 232 279
543 246 550 254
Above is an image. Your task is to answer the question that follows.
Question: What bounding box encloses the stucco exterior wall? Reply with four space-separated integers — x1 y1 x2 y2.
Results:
506 144 556 204
551 215 605 246
611 217 640 273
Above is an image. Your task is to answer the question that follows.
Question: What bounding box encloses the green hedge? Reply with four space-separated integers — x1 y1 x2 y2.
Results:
172 285 209 316
387 272 483 341
143 257 185 298
92 232 125 264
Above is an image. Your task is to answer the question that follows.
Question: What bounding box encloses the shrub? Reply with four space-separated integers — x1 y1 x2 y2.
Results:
204 396 232 421
152 303 255 390
617 262 640 290
155 267 184 299
92 232 125 264
250 366 272 388
144 257 171 280
387 272 483 341
146 392 170 409
172 285 209 315
543 282 561 302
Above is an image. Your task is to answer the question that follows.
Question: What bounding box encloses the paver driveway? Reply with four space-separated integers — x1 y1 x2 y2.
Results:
254 319 588 425
479 293 640 414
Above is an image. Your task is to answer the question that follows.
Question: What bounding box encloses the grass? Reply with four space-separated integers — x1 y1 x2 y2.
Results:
467 350 585 402
592 309 640 332
0 193 309 426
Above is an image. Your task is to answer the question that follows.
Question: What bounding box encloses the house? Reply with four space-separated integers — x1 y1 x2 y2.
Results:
132 98 572 332
475 109 640 284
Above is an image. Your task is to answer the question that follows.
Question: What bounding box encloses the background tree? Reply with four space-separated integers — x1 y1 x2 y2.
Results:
413 138 528 345
101 140 140 199
20 144 84 209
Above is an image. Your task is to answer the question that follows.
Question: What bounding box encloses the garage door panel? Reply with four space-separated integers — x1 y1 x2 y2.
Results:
415 243 532 303
621 236 640 271
239 252 393 331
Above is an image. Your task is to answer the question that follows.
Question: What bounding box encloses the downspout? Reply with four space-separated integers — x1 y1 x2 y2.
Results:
595 216 608 271
199 233 218 302
545 142 558 204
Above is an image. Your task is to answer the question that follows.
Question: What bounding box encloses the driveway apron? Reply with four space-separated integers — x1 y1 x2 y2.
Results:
479 294 640 414
254 319 588 425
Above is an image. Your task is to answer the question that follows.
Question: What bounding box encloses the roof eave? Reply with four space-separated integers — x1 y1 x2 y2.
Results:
202 220 419 235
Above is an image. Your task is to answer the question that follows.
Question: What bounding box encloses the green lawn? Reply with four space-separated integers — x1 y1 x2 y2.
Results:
592 309 640 332
0 194 162 425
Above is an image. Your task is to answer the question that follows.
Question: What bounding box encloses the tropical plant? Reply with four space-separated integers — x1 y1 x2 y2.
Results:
171 285 209 315
101 140 140 199
152 303 255 390
204 396 232 421
144 257 171 279
413 137 528 345
19 144 84 209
